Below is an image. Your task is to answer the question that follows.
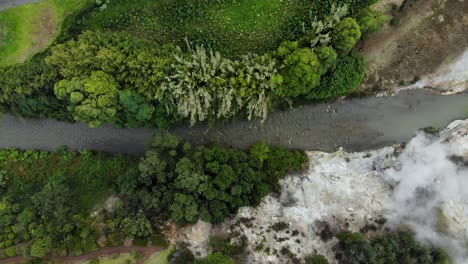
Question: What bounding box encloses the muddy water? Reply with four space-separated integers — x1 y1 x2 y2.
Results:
0 89 467 156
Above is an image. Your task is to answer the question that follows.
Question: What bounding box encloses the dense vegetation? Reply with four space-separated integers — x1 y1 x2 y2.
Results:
0 148 140 258
118 133 307 224
336 231 451 264
0 138 306 259
169 230 452 264
0 0 384 128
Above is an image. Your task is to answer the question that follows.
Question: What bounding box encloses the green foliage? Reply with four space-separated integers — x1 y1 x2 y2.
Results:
0 54 67 120
46 31 172 98
0 148 139 256
199 252 235 264
390 17 400 26
118 90 155 128
0 0 375 127
261 146 308 192
337 231 452 264
250 142 270 165
119 213 153 238
5 246 16 257
170 248 195 264
337 231 366 244
30 236 52 258
308 52 366 99
0 170 7 190
209 236 241 256
120 132 306 224
280 48 322 97
54 70 120 127
332 18 362 53
357 8 388 39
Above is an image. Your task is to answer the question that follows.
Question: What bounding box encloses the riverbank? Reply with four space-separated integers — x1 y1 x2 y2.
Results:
1 89 467 156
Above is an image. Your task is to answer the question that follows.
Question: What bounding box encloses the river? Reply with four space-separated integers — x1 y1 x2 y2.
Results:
0 89 467 156
0 90 468 156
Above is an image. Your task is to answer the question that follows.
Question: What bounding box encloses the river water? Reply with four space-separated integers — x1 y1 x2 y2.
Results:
0 89 467 156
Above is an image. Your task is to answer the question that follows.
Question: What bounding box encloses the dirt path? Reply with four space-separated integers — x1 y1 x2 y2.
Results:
0 245 165 264
360 0 468 92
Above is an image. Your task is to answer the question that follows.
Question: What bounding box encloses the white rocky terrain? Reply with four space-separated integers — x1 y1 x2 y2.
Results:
180 118 468 263
396 49 468 95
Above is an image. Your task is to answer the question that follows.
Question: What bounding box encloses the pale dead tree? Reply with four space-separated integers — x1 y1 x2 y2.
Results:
238 54 282 121
302 4 349 47
158 41 283 125
158 42 238 125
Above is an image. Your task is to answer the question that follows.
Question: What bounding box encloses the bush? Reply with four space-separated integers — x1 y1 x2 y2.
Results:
5 246 16 257
201 252 235 264
305 254 329 264
332 18 362 53
390 17 400 26
170 248 195 264
209 236 241 256
337 231 452 264
308 52 366 99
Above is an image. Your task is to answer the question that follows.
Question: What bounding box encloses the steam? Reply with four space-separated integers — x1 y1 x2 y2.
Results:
384 131 468 262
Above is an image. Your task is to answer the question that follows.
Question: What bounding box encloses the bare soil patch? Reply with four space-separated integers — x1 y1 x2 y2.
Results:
20 6 56 61
359 0 468 92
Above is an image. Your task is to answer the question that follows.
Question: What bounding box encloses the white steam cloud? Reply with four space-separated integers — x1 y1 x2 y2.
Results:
383 128 468 263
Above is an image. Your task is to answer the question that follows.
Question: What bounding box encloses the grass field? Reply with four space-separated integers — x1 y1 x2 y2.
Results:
144 246 174 264
0 0 91 67
75 0 312 57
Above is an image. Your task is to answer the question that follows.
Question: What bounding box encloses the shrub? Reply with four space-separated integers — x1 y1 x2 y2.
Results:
209 236 241 256
280 48 322 97
5 240 13 247
337 231 366 244
308 52 366 99
357 8 388 39
337 231 451 264
30 237 52 258
332 18 362 53
305 254 329 264
5 246 16 257
201 252 235 264
170 248 195 264
390 18 400 26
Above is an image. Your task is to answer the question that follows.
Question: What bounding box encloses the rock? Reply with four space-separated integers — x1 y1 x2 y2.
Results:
347 207 354 212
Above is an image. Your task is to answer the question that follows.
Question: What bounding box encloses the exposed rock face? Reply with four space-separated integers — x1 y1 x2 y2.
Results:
398 50 468 95
181 119 468 263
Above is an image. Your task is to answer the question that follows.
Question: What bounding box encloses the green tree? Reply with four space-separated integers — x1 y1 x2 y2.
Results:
305 254 329 264
30 236 52 257
308 52 366 99
280 48 322 97
119 90 155 128
315 46 338 75
357 8 388 39
5 246 16 257
170 193 199 223
332 18 361 53
200 252 235 264
54 71 120 127
250 142 270 165
119 213 153 238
